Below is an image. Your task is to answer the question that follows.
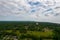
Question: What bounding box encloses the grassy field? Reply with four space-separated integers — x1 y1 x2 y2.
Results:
0 21 60 40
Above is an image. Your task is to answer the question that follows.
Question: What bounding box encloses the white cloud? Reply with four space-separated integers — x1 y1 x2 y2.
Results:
0 0 60 23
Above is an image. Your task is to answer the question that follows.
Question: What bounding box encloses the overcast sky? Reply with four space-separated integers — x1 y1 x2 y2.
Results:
0 0 60 23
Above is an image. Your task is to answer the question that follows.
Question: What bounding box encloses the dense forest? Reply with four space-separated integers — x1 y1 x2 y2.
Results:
0 21 60 40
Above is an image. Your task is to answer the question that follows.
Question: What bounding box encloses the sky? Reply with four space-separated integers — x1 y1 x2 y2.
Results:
0 0 60 23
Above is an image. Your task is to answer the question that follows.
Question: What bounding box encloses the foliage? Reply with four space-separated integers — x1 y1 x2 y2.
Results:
0 21 60 40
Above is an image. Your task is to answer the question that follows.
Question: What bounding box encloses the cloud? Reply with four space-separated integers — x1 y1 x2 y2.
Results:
0 0 60 23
